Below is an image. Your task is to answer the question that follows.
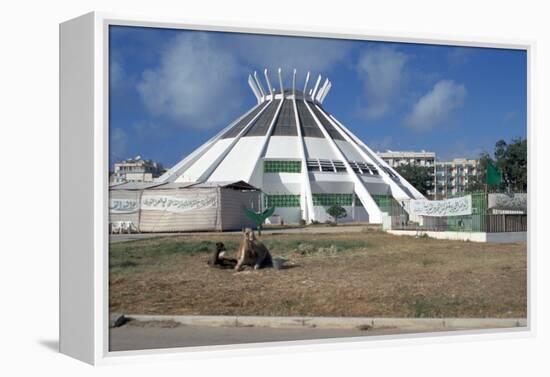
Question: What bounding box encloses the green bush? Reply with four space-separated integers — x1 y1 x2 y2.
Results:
326 205 347 224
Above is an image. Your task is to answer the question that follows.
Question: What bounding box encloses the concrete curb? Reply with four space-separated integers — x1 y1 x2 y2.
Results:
126 315 527 331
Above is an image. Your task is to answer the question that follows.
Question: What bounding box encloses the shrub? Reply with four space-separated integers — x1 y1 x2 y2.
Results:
326 205 347 224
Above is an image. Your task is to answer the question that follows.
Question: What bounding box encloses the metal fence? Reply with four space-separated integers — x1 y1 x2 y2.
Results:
485 214 527 232
372 195 408 217
389 191 527 233
414 214 527 233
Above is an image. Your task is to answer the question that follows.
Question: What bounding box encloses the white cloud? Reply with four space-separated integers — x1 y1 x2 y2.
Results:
405 80 467 131
109 58 124 90
437 140 483 161
369 136 395 152
136 32 353 129
357 47 409 118
447 47 472 66
110 128 128 160
231 34 352 87
137 32 242 129
133 121 164 140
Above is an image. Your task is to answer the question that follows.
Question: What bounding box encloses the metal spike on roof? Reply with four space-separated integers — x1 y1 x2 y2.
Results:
246 69 331 103
253 71 266 98
263 68 273 97
278 68 284 95
303 71 311 97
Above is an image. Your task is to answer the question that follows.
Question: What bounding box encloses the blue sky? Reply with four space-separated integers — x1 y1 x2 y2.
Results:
109 25 527 168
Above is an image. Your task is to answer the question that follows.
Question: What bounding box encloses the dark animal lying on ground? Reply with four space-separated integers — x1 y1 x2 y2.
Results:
207 242 237 269
235 228 273 271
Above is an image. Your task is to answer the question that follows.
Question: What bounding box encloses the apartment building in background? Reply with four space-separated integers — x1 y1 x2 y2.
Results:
110 156 165 184
377 151 480 198
377 150 436 196
434 158 480 198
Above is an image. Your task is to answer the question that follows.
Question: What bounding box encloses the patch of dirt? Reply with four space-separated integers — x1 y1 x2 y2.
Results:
109 231 526 318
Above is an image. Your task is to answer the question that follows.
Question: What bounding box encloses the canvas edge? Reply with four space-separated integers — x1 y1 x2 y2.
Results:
58 10 535 366
59 11 97 365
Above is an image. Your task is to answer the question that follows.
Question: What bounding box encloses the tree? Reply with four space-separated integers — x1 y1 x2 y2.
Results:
465 138 527 193
394 164 433 196
326 205 347 224
496 138 527 192
464 151 492 192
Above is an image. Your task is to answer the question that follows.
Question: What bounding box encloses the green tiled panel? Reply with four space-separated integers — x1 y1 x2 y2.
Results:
266 194 301 208
312 193 353 206
264 160 302 173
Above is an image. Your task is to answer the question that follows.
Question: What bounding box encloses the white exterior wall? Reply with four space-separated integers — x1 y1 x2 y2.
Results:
309 180 354 194
264 136 302 158
353 206 370 221
303 137 339 160
334 139 365 162
263 173 302 194
247 159 265 188
313 205 369 223
309 171 353 183
388 230 527 243
207 136 265 182
360 177 392 195
124 172 153 182
272 207 302 224
175 138 234 182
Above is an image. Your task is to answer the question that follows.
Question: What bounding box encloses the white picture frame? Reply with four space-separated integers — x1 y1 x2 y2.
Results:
59 11 534 365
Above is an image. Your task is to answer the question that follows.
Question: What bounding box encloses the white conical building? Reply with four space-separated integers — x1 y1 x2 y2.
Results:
157 68 425 224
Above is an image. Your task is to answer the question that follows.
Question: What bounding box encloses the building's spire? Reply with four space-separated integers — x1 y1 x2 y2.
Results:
248 74 261 103
247 69 330 102
278 68 284 94
312 74 322 101
263 69 273 97
320 81 332 103
316 78 330 102
253 71 266 98
303 71 311 98
292 69 297 95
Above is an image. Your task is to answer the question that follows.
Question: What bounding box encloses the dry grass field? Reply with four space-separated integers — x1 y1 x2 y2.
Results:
109 230 526 318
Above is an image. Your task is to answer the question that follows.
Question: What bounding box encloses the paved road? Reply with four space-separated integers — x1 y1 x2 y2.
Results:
109 225 376 243
109 323 426 351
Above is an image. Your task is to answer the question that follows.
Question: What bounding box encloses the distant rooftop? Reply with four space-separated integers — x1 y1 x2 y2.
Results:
377 150 435 157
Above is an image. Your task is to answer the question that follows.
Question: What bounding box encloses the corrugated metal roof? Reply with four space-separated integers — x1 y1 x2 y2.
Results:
271 100 298 136
243 100 279 137
309 104 345 140
110 180 260 191
296 101 323 138
192 180 259 190
221 102 269 139
109 182 164 190
149 182 197 190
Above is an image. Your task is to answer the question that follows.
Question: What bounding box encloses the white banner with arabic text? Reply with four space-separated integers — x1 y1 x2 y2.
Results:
141 194 217 213
109 198 139 214
410 195 472 217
